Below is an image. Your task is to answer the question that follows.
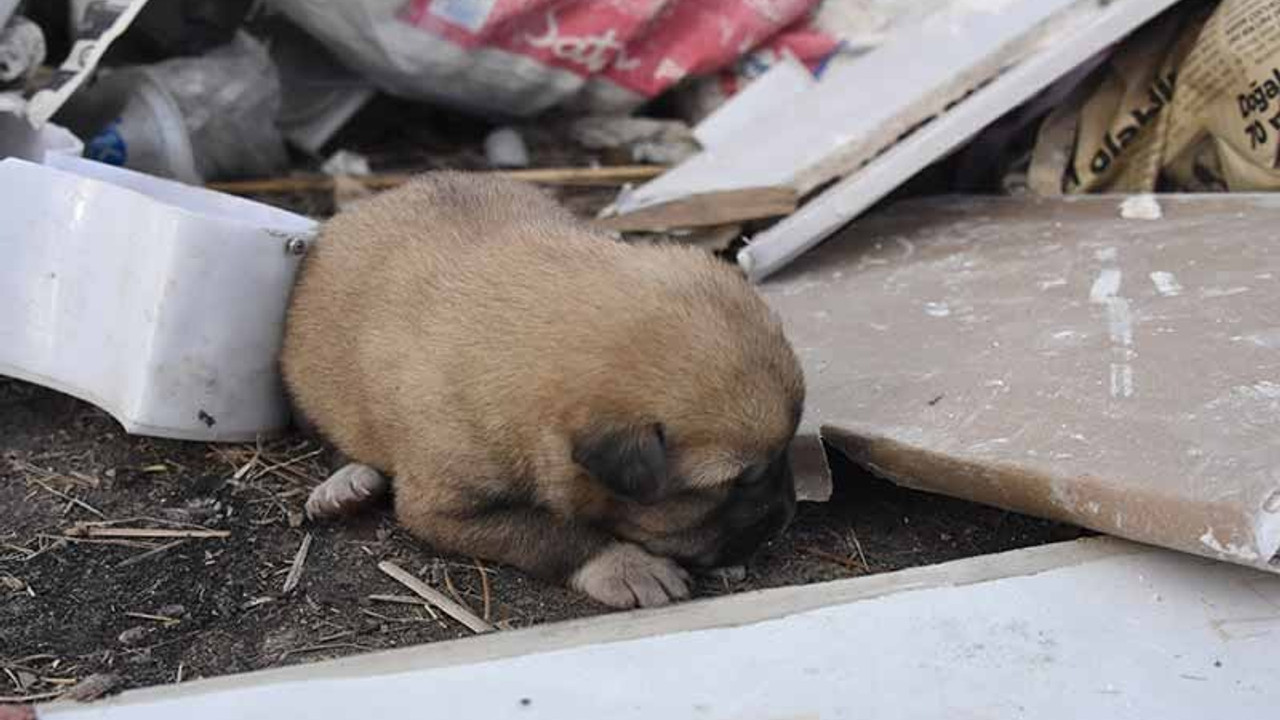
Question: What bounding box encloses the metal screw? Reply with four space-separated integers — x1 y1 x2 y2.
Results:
285 237 308 256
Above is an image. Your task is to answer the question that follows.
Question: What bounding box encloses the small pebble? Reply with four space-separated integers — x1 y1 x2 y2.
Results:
125 649 153 665
705 565 747 583
484 127 530 169
118 626 151 645
157 603 187 618
63 673 121 702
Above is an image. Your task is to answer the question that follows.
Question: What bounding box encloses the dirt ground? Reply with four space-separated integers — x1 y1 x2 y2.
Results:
0 375 1084 701
1 107 1083 702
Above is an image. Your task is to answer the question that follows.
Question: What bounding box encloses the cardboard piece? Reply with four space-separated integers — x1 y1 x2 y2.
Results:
758 193 1280 573
1034 0 1280 194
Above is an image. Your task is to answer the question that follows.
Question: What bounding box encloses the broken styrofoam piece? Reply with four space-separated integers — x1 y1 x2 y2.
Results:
0 156 317 442
738 0 1181 281
484 127 531 169
320 149 372 177
758 193 1280 573
0 15 45 85
36 538 1280 719
570 116 700 166
0 112 84 161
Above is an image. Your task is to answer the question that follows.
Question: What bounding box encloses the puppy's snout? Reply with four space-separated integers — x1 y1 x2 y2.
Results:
762 496 796 540
709 492 796 567
749 496 796 550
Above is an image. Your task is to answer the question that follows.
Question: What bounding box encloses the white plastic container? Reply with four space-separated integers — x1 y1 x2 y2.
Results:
0 156 318 441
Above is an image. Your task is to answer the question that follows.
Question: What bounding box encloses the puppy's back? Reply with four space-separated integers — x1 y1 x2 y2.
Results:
281 172 796 474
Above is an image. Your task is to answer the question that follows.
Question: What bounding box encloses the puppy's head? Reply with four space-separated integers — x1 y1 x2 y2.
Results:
569 255 804 569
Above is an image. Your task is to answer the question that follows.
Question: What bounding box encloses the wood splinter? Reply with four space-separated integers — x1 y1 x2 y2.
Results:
282 533 313 595
377 561 495 634
64 526 230 540
206 165 667 196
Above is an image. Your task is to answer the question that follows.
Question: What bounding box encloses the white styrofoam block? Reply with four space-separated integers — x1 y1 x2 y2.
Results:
0 157 317 441
0 111 84 161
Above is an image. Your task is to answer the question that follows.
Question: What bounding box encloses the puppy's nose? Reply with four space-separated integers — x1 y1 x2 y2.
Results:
758 503 794 542
714 504 793 566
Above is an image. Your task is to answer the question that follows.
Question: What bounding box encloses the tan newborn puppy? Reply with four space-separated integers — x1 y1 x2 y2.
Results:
281 172 804 608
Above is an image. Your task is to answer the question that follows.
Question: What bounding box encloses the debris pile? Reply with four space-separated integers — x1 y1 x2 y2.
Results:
3 0 1280 708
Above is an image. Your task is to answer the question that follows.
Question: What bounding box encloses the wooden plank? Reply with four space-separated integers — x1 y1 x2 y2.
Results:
739 0 1181 281
205 165 666 195
758 193 1280 573
596 186 797 232
64 527 230 539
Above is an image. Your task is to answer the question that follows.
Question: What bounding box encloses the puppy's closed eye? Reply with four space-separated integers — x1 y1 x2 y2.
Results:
572 422 671 505
736 464 767 486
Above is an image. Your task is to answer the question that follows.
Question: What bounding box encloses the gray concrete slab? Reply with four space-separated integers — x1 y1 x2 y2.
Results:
759 193 1280 573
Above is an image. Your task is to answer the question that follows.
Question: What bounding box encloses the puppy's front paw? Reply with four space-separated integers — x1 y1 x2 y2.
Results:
306 463 388 520
570 543 691 609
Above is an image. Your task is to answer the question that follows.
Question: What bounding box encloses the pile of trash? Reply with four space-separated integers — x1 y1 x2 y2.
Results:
0 0 857 183
3 1 1274 244
2 0 1278 580
3 0 1280 436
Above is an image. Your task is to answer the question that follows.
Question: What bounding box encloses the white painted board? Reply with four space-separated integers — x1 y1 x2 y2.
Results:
739 0 1181 280
40 539 1280 719
616 0 1092 219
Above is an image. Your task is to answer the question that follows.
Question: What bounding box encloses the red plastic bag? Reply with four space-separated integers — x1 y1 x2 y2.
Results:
274 0 836 117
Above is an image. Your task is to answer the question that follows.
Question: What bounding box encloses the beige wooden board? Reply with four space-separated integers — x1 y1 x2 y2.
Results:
759 193 1280 573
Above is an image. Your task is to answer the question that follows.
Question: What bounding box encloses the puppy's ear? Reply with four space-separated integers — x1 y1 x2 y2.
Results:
572 423 671 504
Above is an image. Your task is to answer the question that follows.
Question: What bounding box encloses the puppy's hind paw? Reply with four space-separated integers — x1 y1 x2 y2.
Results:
570 542 691 609
305 463 389 520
